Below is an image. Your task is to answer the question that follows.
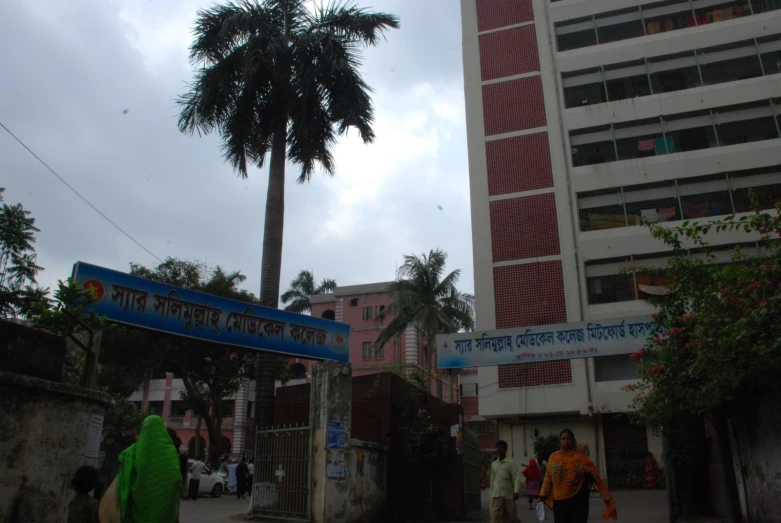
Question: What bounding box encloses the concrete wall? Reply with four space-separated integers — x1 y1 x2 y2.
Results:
347 439 387 523
498 417 600 471
730 393 781 522
0 371 110 523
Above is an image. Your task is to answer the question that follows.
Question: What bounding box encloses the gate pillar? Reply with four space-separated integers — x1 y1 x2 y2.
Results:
310 361 352 523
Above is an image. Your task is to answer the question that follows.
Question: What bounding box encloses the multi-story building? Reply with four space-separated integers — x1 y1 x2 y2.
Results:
288 282 460 403
460 0 781 485
129 282 461 460
128 373 253 459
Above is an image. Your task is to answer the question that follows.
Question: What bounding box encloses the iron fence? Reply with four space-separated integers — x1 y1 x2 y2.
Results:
251 424 312 521
463 428 481 512
605 440 648 490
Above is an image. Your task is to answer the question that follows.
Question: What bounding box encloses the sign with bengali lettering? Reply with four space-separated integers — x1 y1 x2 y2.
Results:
436 315 660 369
72 262 350 362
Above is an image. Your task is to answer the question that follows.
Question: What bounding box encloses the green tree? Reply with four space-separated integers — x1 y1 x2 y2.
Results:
375 249 475 361
0 187 45 317
624 202 781 463
280 269 336 313
533 433 560 464
123 258 257 466
177 0 399 429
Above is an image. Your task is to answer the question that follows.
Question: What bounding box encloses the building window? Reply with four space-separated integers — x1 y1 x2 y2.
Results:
577 165 781 233
147 401 164 416
376 304 385 316
498 360 573 388
595 354 641 382
362 342 373 360
375 344 385 360
561 34 781 113
362 306 372 321
350 298 359 307
585 243 763 305
555 0 771 53
221 400 235 417
247 401 255 419
570 99 781 168
169 401 186 418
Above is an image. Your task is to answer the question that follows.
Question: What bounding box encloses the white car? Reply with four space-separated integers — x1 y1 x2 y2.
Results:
186 460 225 498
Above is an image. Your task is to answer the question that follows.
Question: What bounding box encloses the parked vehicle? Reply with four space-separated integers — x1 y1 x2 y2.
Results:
186 460 225 498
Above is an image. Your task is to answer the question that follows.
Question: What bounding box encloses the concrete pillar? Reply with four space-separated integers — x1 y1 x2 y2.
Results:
310 361 352 523
233 381 249 454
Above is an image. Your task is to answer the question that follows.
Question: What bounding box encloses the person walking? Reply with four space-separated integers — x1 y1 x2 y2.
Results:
539 429 617 522
116 415 182 523
188 458 204 500
247 460 255 493
522 459 543 511
236 458 250 500
68 466 100 523
490 440 520 523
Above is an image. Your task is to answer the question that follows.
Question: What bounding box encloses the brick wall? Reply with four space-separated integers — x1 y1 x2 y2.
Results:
476 0 534 32
490 193 560 262
479 25 539 81
483 76 546 136
486 132 553 195
273 373 465 520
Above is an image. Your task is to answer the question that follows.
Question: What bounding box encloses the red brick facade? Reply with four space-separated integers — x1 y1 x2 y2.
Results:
482 76 547 136
498 360 573 388
486 132 553 195
493 261 567 329
476 0 534 32
479 25 540 81
489 193 560 262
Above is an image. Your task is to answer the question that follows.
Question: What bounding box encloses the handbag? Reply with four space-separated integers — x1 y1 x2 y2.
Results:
98 476 120 523
536 500 547 521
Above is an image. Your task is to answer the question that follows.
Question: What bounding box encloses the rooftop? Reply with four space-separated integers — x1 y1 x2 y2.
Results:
309 281 394 303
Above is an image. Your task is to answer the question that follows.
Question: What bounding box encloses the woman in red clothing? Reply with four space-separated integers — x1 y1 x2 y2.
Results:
521 459 542 511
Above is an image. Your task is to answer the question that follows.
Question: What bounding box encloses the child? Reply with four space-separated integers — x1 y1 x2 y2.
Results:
68 466 99 523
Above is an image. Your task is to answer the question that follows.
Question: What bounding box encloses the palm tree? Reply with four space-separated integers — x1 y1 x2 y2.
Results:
375 249 475 363
281 270 336 313
177 0 399 428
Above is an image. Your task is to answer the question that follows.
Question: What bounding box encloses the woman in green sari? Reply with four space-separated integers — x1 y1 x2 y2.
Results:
117 415 182 523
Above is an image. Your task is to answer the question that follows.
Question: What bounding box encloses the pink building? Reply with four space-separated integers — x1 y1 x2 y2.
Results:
129 372 252 460
283 282 459 403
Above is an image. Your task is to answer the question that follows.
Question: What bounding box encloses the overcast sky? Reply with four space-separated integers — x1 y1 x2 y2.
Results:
0 0 473 304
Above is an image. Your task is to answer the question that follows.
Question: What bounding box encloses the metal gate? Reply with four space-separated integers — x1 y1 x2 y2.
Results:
604 440 647 489
463 427 481 512
251 424 312 521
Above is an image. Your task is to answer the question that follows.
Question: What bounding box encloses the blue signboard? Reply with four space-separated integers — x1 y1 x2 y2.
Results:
436 314 660 369
72 262 350 362
326 422 346 449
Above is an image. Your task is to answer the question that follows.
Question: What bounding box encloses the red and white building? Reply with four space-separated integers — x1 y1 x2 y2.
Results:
460 0 781 483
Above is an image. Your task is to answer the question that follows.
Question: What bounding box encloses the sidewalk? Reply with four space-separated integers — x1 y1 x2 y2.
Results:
457 488 669 523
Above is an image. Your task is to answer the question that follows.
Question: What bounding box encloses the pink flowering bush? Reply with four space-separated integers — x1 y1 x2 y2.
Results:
627 201 781 433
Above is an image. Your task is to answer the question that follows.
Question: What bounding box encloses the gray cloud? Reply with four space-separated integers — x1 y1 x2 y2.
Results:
0 0 473 305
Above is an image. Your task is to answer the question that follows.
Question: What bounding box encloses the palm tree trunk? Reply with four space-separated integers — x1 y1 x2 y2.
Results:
254 125 287 431
194 414 203 460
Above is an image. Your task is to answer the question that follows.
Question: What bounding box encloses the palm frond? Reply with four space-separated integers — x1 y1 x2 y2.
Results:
309 1 400 46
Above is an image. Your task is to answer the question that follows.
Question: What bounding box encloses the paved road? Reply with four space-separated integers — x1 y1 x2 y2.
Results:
470 488 668 523
179 487 669 523
179 494 251 523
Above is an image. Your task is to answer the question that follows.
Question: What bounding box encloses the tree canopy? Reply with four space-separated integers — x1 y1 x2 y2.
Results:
375 249 475 355
280 269 336 313
625 201 781 460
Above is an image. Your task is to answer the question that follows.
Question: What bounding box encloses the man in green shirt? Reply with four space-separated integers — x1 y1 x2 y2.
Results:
490 440 521 523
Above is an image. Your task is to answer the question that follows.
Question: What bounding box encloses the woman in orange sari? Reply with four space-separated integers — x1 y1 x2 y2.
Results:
539 429 617 523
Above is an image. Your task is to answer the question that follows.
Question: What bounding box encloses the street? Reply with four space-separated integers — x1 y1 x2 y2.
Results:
178 488 669 523
179 495 250 523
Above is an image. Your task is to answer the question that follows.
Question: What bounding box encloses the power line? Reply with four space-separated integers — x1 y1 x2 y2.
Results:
0 120 163 263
